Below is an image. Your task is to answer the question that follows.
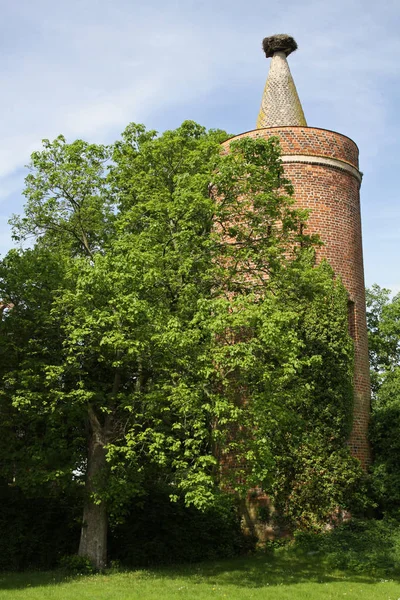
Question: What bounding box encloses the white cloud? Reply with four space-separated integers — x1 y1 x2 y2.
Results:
0 2 227 180
0 0 399 288
1 0 397 179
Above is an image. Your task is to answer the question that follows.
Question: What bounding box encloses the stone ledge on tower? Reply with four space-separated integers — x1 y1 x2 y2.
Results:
257 34 307 129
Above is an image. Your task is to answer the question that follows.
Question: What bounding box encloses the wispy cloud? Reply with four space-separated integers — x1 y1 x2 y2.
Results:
1 0 397 177
0 0 399 288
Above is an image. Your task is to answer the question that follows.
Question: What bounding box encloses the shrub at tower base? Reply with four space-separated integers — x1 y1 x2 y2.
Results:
0 122 367 570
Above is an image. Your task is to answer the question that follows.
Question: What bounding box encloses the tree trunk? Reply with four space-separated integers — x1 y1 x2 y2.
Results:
78 410 108 570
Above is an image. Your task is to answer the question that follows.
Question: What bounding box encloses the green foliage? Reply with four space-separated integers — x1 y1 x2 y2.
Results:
0 248 84 493
202 136 361 529
0 121 231 567
366 284 400 393
0 482 249 571
59 554 95 574
266 270 365 530
370 368 400 517
0 482 81 571
109 486 254 567
366 285 400 516
11 135 114 257
293 518 400 576
208 256 361 529
0 121 364 567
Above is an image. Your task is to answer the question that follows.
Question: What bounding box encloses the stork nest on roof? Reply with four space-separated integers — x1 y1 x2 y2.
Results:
262 34 298 58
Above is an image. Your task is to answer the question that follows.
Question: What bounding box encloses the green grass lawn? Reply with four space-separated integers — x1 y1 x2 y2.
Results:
1 552 400 600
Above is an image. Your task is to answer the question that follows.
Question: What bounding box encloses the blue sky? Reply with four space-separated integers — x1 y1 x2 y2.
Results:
1 0 399 291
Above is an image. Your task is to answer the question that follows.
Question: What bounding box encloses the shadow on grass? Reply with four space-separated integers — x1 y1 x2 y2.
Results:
1 552 400 592
0 570 78 591
158 552 400 588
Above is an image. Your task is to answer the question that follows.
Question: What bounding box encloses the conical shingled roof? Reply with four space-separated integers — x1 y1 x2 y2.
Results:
257 34 307 129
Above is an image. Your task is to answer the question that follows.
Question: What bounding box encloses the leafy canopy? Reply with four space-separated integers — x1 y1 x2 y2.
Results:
0 121 362 536
367 285 400 517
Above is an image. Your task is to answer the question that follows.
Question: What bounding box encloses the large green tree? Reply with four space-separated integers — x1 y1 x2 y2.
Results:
0 123 363 568
366 285 400 516
1 122 228 569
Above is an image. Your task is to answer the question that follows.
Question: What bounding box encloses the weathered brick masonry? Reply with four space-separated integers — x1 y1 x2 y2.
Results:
221 125 371 468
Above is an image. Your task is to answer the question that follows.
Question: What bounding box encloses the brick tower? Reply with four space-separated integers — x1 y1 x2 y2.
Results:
222 34 371 467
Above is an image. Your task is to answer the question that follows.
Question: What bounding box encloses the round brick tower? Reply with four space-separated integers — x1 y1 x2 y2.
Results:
223 35 371 467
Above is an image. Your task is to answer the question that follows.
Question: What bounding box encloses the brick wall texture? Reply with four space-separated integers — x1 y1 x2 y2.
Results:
221 126 371 468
